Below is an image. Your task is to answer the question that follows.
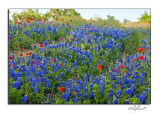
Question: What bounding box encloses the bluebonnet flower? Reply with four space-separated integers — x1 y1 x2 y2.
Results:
25 68 30 78
83 74 87 82
136 94 140 98
115 90 122 98
58 50 61 55
12 55 15 60
67 79 72 88
46 79 51 88
78 80 83 89
60 72 63 78
125 100 129 104
105 81 109 85
48 50 51 55
84 93 88 99
138 74 143 85
116 76 120 83
94 77 99 84
89 92 95 100
112 82 116 88
89 75 92 82
123 74 127 84
51 99 54 103
48 75 52 79
12 81 21 90
17 77 21 84
145 88 151 92
17 57 20 64
67 67 70 74
99 80 105 95
23 95 28 103
110 89 114 97
81 60 84 64
72 97 78 103
98 60 101 65
113 97 118 104
30 77 36 88
107 94 111 100
34 84 38 93
140 91 147 104
125 88 134 97
61 81 65 87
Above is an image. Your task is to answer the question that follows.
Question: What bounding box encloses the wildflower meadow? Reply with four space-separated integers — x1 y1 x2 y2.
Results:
8 9 151 104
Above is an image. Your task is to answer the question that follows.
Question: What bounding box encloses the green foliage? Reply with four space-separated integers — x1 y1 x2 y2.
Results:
138 11 151 22
10 9 81 22
95 15 121 27
123 18 131 24
9 37 33 50
9 87 24 104
120 28 144 55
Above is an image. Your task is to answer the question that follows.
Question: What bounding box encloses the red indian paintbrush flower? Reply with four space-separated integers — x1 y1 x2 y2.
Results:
139 56 144 60
67 23 70 26
145 47 147 53
74 91 77 94
120 65 124 69
97 65 102 70
21 48 24 51
84 33 86 35
71 38 74 41
16 44 19 47
61 38 64 40
26 19 30 24
137 48 143 52
59 87 64 91
51 59 54 62
20 53 23 56
118 84 121 87
113 68 116 71
9 56 13 60
38 76 41 79
28 52 30 55
39 44 43 47
32 60 36 63
59 63 62 66
134 58 137 61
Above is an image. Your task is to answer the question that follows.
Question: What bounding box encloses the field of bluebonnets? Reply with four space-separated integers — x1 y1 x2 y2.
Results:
8 9 151 104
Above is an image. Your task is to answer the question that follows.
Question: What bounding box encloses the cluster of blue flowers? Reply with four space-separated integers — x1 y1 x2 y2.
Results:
9 20 151 104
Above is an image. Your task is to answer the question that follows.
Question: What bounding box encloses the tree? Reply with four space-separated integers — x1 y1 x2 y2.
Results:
123 18 131 24
138 11 151 22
